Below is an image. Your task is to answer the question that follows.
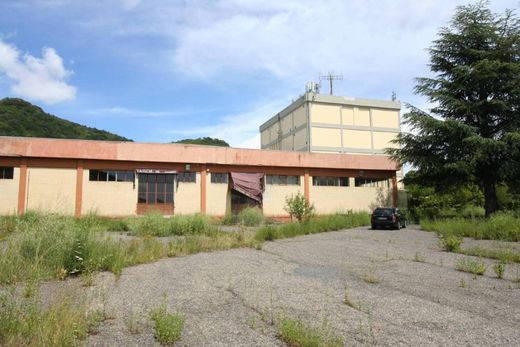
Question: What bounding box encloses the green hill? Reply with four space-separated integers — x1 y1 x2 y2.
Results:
0 98 131 141
173 137 229 147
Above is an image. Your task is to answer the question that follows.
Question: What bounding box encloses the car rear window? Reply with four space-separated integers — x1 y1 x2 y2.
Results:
373 208 393 216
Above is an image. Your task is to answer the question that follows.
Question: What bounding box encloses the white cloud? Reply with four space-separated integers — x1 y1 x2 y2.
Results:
0 40 76 104
165 99 288 149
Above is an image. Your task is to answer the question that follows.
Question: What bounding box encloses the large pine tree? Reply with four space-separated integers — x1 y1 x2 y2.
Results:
389 2 520 216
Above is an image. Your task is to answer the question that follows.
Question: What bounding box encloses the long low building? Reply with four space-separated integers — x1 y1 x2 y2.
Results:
0 136 398 217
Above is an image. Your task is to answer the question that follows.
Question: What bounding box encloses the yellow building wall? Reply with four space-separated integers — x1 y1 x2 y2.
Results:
311 104 341 124
294 128 308 150
354 107 371 126
341 107 355 125
281 115 292 134
263 181 303 216
0 167 19 214
206 175 231 215
26 168 76 215
261 129 270 147
293 105 307 128
82 174 137 216
174 175 201 214
343 130 372 149
371 109 400 128
311 127 342 147
310 185 384 214
373 132 399 150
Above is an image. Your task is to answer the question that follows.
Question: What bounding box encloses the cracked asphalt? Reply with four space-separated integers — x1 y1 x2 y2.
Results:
40 226 520 346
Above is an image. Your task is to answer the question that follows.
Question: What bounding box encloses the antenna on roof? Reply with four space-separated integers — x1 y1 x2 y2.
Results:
391 91 397 101
305 82 320 94
319 71 343 95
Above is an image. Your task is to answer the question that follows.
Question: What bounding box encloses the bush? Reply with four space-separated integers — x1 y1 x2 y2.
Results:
492 261 506 279
150 303 184 345
439 233 463 252
285 193 315 222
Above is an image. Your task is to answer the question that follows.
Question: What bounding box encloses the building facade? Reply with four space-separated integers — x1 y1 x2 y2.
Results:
0 136 398 217
260 92 403 186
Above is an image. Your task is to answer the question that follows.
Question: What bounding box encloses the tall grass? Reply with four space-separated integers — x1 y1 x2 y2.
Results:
0 287 103 345
421 212 520 242
255 212 370 242
278 317 344 347
221 207 265 226
127 212 214 237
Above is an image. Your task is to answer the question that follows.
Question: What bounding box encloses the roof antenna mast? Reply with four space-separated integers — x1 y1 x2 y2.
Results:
319 71 343 95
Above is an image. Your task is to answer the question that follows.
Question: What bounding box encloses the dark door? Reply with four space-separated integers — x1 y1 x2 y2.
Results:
137 173 174 215
231 189 261 214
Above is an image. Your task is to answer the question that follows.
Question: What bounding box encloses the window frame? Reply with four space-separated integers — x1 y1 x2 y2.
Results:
211 173 229 184
312 176 349 187
138 173 174 204
0 167 14 180
266 174 300 186
177 172 196 183
89 169 135 182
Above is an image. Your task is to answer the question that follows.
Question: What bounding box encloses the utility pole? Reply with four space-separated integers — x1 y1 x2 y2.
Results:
319 72 343 95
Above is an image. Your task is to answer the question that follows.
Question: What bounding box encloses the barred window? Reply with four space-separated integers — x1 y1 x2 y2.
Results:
89 170 134 182
312 176 349 187
211 173 228 184
0 167 14 179
177 172 196 183
355 178 390 188
266 175 300 185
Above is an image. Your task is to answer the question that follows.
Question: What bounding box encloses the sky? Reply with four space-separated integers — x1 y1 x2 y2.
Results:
0 0 518 148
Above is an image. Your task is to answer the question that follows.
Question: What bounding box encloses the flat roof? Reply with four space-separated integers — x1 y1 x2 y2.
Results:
0 136 398 171
260 92 401 131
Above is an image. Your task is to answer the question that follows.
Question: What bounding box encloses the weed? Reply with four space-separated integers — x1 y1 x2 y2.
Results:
81 272 95 287
439 233 463 252
362 274 380 284
459 278 467 288
460 246 520 263
456 257 487 276
125 311 142 335
278 317 344 347
284 193 315 222
343 289 361 310
150 302 184 345
492 261 506 279
237 207 265 226
414 252 426 262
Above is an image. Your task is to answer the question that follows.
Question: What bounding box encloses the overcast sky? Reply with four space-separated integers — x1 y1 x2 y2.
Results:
0 0 518 147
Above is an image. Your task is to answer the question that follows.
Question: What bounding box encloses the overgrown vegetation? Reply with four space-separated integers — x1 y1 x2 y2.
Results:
221 207 266 226
422 213 520 242
127 212 214 237
255 212 369 242
278 317 344 347
150 302 184 345
456 257 487 276
284 193 315 222
0 287 104 345
461 247 520 264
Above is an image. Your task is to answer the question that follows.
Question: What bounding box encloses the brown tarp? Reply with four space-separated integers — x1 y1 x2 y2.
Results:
230 172 264 203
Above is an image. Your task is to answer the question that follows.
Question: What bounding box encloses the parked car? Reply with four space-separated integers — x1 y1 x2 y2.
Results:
371 207 406 230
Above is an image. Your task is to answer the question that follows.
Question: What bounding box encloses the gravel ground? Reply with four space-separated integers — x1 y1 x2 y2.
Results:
39 225 520 346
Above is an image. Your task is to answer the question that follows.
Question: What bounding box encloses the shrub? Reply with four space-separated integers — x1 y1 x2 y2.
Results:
278 317 343 347
439 233 463 252
284 193 315 222
150 303 184 345
456 257 487 276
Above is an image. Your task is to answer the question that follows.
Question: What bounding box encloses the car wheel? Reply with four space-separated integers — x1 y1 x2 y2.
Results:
371 224 376 230
396 221 401 230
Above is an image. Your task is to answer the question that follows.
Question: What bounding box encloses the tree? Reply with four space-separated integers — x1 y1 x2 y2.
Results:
388 2 520 217
172 137 230 147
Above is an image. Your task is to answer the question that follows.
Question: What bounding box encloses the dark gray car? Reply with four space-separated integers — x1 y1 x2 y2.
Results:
371 207 406 230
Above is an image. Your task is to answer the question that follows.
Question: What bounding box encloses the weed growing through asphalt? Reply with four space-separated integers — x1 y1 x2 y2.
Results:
343 288 361 310
456 257 487 277
278 316 344 347
459 278 467 288
125 311 142 335
414 252 426 262
438 233 463 252
150 301 184 345
362 274 380 284
492 261 506 279
460 246 520 263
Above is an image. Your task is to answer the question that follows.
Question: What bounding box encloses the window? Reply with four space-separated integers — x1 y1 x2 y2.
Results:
0 167 14 179
266 175 300 185
312 176 349 187
177 172 196 183
138 174 174 204
89 170 134 182
355 178 390 188
211 173 228 184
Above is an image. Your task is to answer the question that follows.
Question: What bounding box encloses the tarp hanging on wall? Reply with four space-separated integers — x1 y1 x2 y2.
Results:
230 172 264 203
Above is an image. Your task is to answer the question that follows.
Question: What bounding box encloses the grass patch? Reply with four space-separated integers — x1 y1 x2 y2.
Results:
362 274 380 284
459 246 520 263
255 212 370 242
492 261 506 279
0 287 103 345
413 252 426 262
221 207 266 226
150 302 184 345
439 234 463 252
278 317 344 347
456 257 487 276
421 213 520 242
127 212 214 237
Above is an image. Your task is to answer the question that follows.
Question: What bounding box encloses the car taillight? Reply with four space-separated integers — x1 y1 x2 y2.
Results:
392 214 396 222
